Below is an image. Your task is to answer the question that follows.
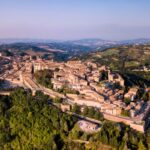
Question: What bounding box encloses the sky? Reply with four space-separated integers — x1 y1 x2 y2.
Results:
0 0 150 41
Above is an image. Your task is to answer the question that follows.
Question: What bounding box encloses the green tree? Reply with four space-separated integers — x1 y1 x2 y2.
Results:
53 97 63 103
88 107 95 117
138 140 147 150
72 104 81 114
34 69 53 89
124 98 130 105
121 109 130 117
146 129 150 149
142 92 149 101
0 88 77 149
82 106 89 116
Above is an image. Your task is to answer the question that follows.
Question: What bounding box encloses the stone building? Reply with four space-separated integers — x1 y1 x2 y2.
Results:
108 70 124 87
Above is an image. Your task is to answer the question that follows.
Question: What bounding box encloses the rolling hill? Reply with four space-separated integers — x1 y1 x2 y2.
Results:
0 38 150 61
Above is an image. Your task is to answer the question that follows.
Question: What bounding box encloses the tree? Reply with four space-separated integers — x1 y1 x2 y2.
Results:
124 98 130 105
53 97 63 103
121 109 130 117
138 140 147 150
94 111 103 121
146 129 150 149
0 88 77 149
34 69 53 89
0 88 148 150
88 107 95 117
82 106 89 116
121 142 128 150
142 92 149 101
72 104 81 114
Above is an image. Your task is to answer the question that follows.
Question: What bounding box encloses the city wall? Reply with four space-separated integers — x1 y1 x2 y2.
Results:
0 91 11 96
103 113 144 132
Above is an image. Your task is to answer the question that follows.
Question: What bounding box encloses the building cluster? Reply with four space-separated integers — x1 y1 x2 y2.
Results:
0 55 150 132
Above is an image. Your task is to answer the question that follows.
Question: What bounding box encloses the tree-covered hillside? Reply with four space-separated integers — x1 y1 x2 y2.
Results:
0 88 150 150
0 88 78 149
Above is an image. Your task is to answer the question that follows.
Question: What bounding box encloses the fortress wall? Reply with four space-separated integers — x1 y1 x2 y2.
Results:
103 113 144 132
74 99 101 108
103 113 133 124
130 123 144 133
0 91 11 95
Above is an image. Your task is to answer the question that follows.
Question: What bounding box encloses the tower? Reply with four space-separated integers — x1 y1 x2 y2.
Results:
29 55 32 61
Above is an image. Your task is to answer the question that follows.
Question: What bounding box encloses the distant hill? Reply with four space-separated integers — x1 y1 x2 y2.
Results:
0 42 92 61
118 38 150 45
0 39 58 44
0 38 150 61
62 38 150 55
66 39 117 48
1 38 150 46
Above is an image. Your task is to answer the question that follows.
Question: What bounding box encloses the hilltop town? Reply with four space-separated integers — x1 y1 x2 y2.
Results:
0 52 150 133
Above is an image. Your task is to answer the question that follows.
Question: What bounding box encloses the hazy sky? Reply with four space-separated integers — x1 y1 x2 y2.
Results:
0 0 150 40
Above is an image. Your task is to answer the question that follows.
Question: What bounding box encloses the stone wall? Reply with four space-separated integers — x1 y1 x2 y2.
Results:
103 113 145 132
0 91 11 95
